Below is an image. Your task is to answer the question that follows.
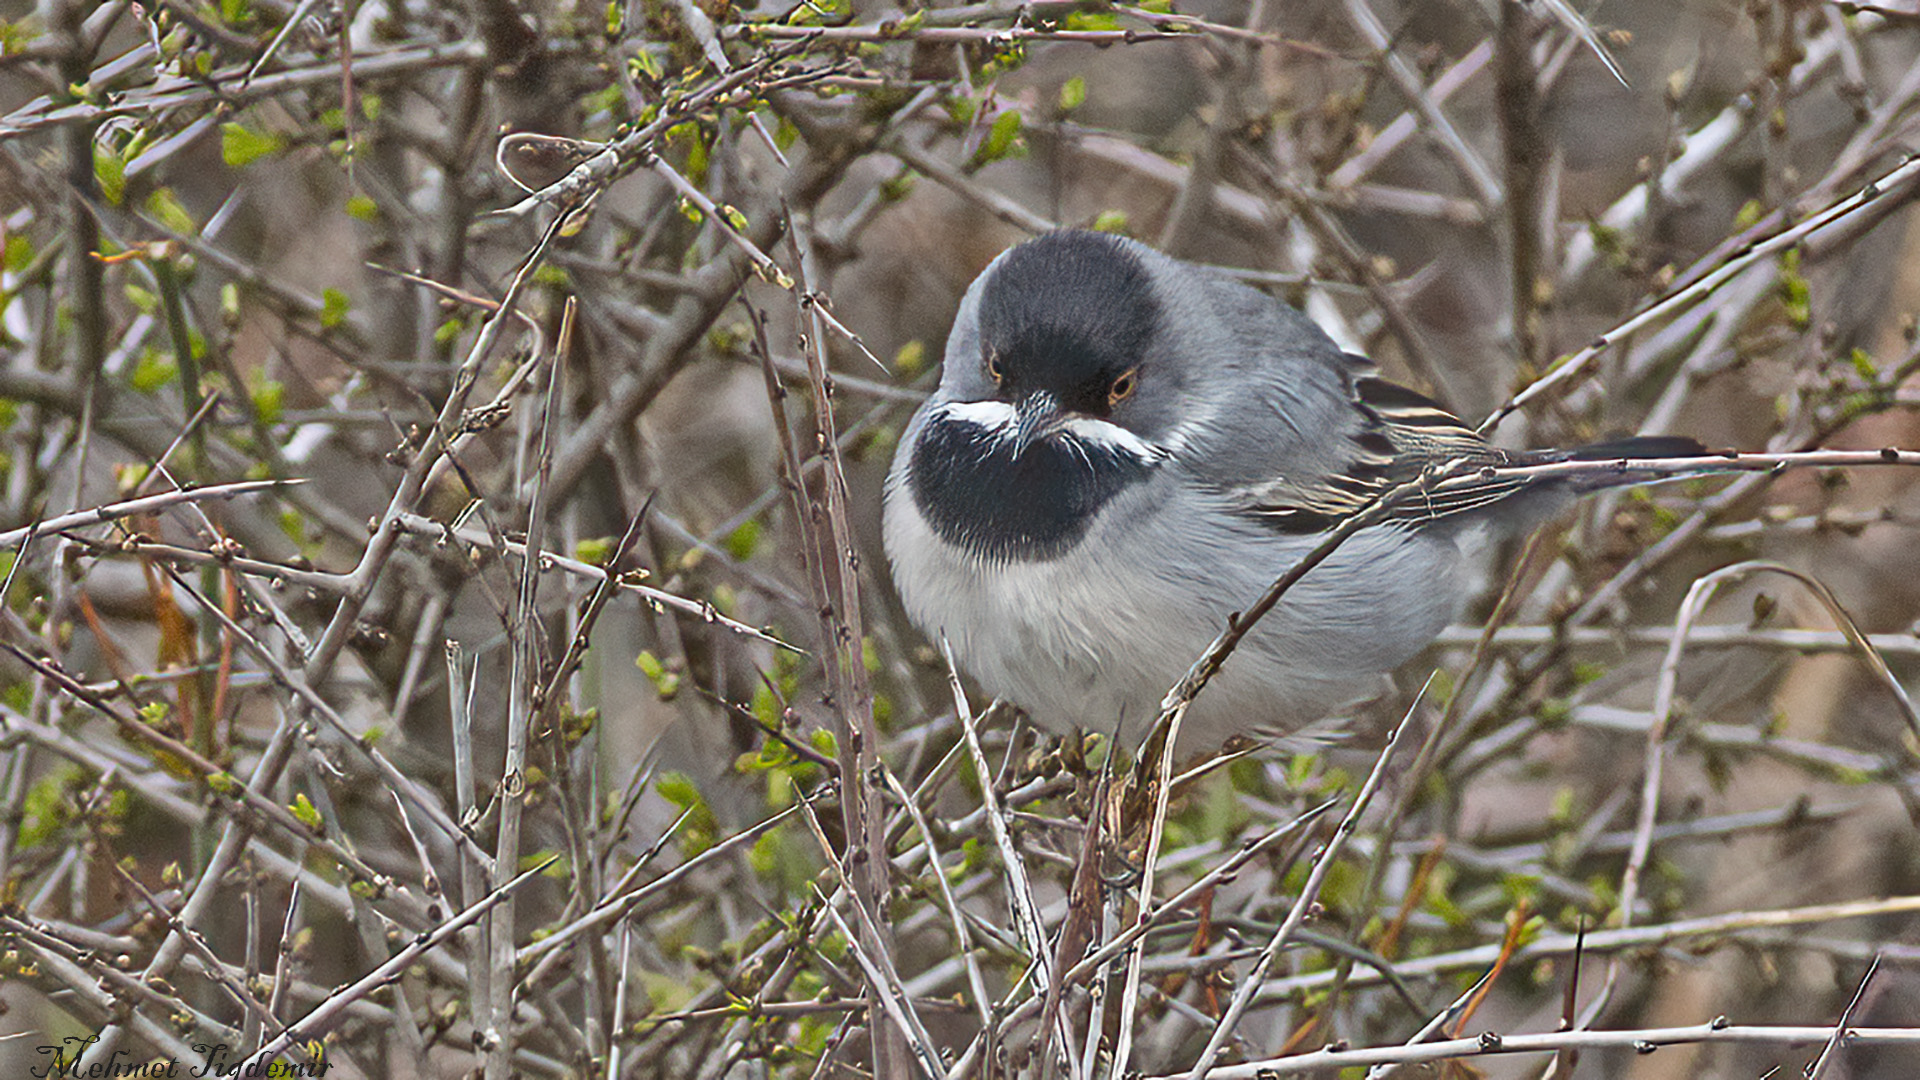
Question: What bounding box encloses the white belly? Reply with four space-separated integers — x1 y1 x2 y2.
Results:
883 466 1467 750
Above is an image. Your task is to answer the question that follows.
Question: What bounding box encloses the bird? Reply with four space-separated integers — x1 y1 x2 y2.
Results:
882 230 1705 752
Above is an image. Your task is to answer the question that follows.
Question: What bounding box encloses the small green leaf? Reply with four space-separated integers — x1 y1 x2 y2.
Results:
631 46 664 82
974 109 1025 165
319 287 350 329
1849 347 1877 380
146 187 196 235
751 683 780 728
345 193 378 221
657 771 718 855
252 379 284 423
4 232 32 273
1587 221 1625 256
114 462 150 492
0 18 47 57
1062 10 1122 30
724 520 761 560
894 339 926 375
1091 210 1130 233
1059 76 1086 112
684 133 710 186
94 146 127 205
131 353 179 393
124 283 158 315
574 536 615 565
1548 787 1576 825
636 650 665 680
636 650 682 699
279 508 310 549
289 792 324 831
221 121 283 167
1285 753 1316 788
879 171 916 202
16 766 81 851
1778 266 1811 330
521 851 571 879
809 728 837 758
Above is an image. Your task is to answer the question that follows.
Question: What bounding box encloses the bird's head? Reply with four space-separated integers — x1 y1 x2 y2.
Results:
940 230 1185 457
907 231 1183 562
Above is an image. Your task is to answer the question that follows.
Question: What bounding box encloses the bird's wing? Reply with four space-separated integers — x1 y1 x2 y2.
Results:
1225 365 1526 534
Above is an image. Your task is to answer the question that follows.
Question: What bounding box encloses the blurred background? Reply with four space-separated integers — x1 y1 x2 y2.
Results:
2 0 1919 1076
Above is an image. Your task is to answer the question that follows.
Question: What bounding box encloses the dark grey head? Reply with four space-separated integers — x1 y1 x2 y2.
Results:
907 231 1182 563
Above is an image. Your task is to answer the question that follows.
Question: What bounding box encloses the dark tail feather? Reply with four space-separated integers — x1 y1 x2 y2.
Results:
1554 435 1715 492
1568 435 1708 461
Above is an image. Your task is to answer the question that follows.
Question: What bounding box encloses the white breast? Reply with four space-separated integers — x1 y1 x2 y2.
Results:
881 449 1471 750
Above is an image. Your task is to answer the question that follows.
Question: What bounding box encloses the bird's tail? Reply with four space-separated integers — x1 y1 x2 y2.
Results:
1548 435 1715 492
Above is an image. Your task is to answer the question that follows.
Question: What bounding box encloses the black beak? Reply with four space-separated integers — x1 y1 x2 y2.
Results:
1011 391 1063 459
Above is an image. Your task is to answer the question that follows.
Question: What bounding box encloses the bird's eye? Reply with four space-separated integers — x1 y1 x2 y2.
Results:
1108 368 1138 406
986 352 1004 384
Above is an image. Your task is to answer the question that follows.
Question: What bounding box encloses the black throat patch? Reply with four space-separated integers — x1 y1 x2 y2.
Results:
908 411 1153 562
910 232 1166 561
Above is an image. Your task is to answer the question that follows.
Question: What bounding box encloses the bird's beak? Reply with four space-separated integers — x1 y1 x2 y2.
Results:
1011 391 1064 458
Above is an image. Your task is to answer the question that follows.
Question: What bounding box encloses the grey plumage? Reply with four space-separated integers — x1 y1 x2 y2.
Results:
884 230 1699 750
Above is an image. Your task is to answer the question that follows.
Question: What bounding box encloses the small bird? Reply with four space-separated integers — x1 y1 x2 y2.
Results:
883 230 1703 751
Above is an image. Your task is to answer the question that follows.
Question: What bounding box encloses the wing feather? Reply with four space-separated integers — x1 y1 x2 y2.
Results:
1231 370 1524 533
